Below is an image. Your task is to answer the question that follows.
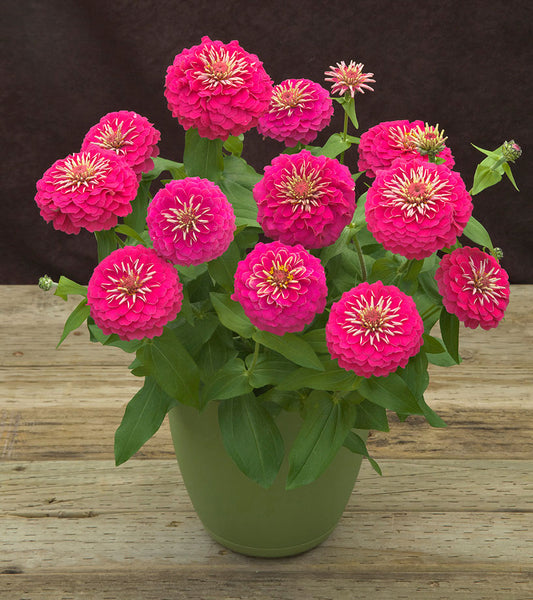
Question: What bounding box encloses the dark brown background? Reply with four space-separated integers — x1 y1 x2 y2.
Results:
3 0 532 284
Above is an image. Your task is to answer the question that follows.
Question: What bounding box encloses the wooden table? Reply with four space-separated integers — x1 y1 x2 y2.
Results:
1 285 532 599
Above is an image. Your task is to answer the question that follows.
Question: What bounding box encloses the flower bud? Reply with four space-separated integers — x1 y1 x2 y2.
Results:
38 275 54 291
502 140 522 162
492 247 504 260
410 123 448 158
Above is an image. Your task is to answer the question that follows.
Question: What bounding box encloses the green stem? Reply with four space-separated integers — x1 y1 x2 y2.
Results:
352 231 367 281
340 110 349 165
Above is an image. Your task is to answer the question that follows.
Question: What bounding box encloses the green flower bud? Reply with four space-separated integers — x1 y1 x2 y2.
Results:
38 275 54 291
492 247 504 260
502 140 522 162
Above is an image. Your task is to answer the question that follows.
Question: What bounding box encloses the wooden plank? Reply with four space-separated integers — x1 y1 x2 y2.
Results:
2 396 532 461
1 460 532 515
1 509 531 573
1 571 532 600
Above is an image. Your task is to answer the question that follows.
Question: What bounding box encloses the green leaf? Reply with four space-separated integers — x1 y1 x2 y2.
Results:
352 191 367 230
277 360 360 391
245 354 295 388
358 373 421 414
343 431 382 475
502 162 520 191
218 394 284 488
320 227 352 267
422 333 446 354
114 377 177 466
352 398 389 432
302 328 329 355
95 229 118 262
124 179 152 232
210 292 254 338
470 164 502 195
339 96 359 129
141 328 200 407
207 240 240 291
195 327 237 378
309 133 351 158
183 128 223 181
223 134 244 157
201 358 253 403
54 276 88 301
143 156 185 180
287 391 357 489
115 224 147 246
462 215 494 251
252 330 324 371
439 307 460 364
57 299 90 347
471 143 501 160
87 319 143 353
219 155 261 227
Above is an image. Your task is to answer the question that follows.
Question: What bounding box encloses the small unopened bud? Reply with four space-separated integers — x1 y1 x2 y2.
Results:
411 123 448 158
38 275 54 291
492 247 504 260
502 140 522 162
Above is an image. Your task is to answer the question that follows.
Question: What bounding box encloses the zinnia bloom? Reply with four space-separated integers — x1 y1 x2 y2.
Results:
147 177 236 266
232 241 327 335
164 36 273 140
435 246 510 330
35 149 138 234
87 245 183 341
358 120 455 177
324 61 375 97
253 150 355 249
81 110 161 179
257 79 333 147
326 281 424 378
365 158 472 260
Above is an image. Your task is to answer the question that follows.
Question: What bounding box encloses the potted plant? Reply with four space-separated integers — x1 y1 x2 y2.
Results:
35 36 520 557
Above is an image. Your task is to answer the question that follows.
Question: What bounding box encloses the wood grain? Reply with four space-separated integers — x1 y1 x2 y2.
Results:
1 285 532 600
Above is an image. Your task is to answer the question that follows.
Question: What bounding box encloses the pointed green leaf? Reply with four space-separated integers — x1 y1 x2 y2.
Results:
184 128 223 181
422 333 446 354
277 360 360 391
57 299 90 347
114 377 177 466
245 354 295 388
207 240 240 291
352 398 389 431
358 373 421 414
287 391 357 489
462 215 494 250
115 224 147 246
95 229 118 262
309 133 351 158
219 155 261 227
124 178 152 232
201 358 252 403
218 394 284 488
252 329 324 371
502 162 520 191
210 292 254 338
343 431 382 475
54 276 88 301
223 134 244 157
142 328 200 407
439 307 460 364
471 164 502 195
143 156 185 180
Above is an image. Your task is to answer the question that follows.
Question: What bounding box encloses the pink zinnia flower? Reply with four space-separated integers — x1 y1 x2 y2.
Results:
365 158 472 260
435 246 510 330
232 241 327 335
35 148 138 234
257 79 333 147
324 61 375 97
147 177 235 266
326 281 424 378
81 110 161 179
358 120 455 177
164 36 273 140
253 150 355 249
87 245 183 341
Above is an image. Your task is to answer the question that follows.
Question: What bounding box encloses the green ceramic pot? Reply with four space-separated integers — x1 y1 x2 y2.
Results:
168 401 367 558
